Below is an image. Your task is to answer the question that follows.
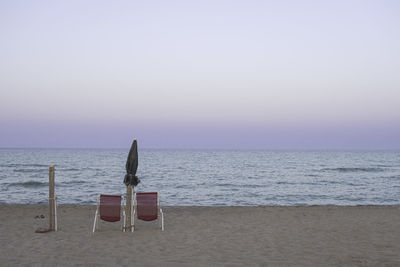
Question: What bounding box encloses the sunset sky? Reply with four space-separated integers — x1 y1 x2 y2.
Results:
1 0 399 149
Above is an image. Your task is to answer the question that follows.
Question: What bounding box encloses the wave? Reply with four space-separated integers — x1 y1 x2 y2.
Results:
383 175 400 180
305 174 320 177
50 180 88 187
175 184 194 189
321 167 385 173
59 168 81 172
216 183 263 188
375 164 396 168
318 180 342 185
1 164 49 168
13 169 48 173
7 181 48 188
276 181 297 185
68 180 88 184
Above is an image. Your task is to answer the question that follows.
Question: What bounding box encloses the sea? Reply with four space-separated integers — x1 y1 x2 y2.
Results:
0 148 399 206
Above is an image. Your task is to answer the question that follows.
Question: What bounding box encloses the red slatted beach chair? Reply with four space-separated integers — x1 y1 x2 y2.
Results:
133 192 164 231
92 194 126 233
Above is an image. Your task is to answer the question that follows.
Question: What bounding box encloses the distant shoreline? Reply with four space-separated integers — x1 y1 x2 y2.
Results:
1 147 400 151
1 203 400 207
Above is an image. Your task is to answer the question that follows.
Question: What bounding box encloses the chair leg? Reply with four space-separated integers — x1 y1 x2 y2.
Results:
122 213 126 232
92 208 98 233
160 208 164 231
54 197 58 231
122 196 126 232
157 194 164 231
93 196 101 233
132 209 136 232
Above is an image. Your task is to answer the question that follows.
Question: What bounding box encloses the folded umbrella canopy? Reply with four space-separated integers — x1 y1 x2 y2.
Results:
124 139 140 232
124 139 140 187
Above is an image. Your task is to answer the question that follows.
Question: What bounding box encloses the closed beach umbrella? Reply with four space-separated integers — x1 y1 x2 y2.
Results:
124 139 140 231
124 139 140 187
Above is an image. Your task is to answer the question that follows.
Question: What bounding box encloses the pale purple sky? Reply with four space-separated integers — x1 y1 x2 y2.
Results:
1 0 399 149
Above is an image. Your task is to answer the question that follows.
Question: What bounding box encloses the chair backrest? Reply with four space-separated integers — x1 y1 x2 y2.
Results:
100 194 122 222
136 192 158 221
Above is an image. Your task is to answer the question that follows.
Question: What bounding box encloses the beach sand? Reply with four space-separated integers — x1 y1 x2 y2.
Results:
0 205 399 266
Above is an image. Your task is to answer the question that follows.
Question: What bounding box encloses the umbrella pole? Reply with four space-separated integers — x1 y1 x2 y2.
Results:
126 185 133 232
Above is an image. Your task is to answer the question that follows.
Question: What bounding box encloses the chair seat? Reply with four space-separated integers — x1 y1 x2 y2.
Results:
93 194 126 233
137 192 158 221
134 192 164 230
100 194 122 222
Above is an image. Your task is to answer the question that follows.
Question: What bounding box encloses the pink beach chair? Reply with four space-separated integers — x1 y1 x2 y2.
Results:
133 192 164 231
92 194 126 233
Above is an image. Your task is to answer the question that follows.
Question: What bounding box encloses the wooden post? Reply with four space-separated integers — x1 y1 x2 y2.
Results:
125 185 132 232
49 166 55 231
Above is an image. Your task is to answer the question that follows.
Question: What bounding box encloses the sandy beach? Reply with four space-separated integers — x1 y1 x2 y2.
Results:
0 205 399 266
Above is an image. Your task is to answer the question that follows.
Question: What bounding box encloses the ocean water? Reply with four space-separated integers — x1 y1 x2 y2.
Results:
0 148 399 206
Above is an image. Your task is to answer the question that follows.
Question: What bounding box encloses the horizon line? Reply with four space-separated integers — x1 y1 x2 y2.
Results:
1 146 399 152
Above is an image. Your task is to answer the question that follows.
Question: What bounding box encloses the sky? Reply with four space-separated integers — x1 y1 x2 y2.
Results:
1 0 399 149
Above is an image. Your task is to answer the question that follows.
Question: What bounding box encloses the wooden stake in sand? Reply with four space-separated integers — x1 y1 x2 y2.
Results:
49 166 56 231
35 165 57 233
